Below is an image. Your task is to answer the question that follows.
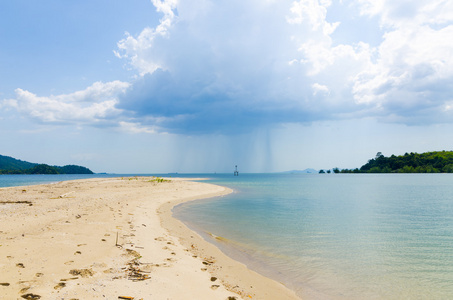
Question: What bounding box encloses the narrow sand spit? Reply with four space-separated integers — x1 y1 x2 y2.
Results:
0 177 300 299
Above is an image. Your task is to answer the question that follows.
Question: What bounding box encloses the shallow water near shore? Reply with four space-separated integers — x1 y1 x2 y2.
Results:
174 173 453 299
0 174 119 187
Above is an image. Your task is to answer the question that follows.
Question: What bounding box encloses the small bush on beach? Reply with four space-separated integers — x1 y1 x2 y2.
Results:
149 177 170 183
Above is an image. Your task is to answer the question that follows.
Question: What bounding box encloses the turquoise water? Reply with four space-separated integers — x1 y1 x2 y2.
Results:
0 173 203 188
3 173 453 298
0 174 122 187
0 173 180 188
174 174 453 299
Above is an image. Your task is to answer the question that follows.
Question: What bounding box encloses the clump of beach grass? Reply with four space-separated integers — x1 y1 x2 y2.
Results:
149 177 170 183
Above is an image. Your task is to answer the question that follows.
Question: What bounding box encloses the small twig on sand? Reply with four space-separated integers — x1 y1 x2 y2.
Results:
0 201 32 205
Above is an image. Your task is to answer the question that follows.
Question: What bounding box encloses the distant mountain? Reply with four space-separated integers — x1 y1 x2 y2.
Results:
282 168 318 174
0 154 36 170
0 154 93 174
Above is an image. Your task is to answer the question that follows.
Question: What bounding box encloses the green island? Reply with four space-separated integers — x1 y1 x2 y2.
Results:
321 151 453 174
0 154 94 175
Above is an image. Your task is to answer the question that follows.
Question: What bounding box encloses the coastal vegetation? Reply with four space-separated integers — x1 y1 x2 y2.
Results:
0 154 94 174
149 177 170 183
321 151 453 173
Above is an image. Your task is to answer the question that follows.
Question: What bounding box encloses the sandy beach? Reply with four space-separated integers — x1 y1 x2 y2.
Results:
0 177 300 300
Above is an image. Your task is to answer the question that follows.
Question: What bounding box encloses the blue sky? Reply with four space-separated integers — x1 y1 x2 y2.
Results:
1 0 453 173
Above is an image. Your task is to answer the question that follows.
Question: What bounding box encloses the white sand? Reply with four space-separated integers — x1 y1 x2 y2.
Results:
0 177 300 299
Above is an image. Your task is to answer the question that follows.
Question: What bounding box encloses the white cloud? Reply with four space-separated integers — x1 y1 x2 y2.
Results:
54 81 131 103
312 83 329 95
298 41 372 76
357 0 453 28
115 0 178 76
351 15 453 123
287 0 340 35
118 121 157 134
444 101 453 112
5 0 453 135
4 81 130 125
113 0 374 133
115 28 165 76
109 0 453 133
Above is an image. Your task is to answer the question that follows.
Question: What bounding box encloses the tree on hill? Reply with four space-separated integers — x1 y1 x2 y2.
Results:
29 164 59 174
0 154 94 174
0 154 36 170
339 151 453 173
58 165 93 174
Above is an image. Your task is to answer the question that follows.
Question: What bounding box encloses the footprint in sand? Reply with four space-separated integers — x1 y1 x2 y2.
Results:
69 269 95 278
53 282 66 290
20 293 41 300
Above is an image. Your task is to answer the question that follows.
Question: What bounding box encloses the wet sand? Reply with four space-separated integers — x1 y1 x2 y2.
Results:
0 177 300 299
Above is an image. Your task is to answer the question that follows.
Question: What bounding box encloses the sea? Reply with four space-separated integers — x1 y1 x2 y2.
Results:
2 173 453 299
173 173 453 299
0 174 120 188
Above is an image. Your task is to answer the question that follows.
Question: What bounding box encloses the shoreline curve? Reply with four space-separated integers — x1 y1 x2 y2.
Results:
158 179 301 300
0 176 300 299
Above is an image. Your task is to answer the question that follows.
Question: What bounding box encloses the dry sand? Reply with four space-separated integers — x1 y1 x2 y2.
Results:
0 177 300 300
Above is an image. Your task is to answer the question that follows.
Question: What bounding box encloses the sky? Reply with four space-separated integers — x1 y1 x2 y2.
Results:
1 0 453 173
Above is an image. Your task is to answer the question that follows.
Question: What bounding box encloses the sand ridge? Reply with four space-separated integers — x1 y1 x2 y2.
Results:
0 177 300 299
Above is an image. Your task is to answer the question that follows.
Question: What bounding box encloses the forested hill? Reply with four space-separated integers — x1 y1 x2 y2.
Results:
338 151 453 173
0 154 94 174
